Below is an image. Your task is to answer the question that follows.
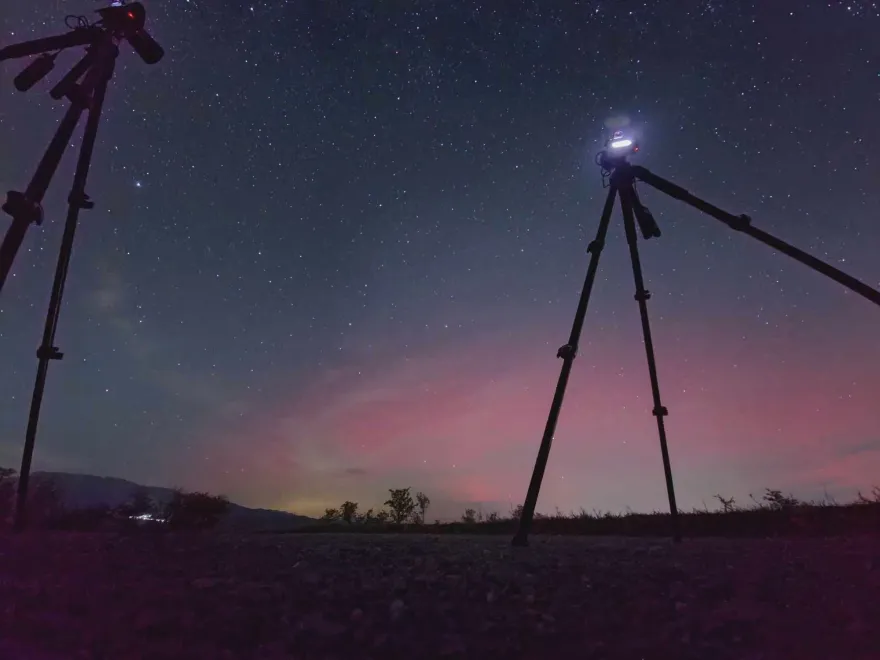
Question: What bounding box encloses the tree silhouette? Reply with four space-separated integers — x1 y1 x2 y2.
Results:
340 500 358 523
354 507 374 523
461 508 477 524
163 489 230 530
415 491 430 524
117 487 155 518
384 488 415 524
322 507 341 521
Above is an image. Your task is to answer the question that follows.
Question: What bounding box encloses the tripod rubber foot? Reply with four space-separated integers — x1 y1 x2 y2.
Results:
511 534 529 547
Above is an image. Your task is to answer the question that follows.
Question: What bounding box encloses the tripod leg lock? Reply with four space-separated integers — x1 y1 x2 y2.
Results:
36 346 64 361
2 190 44 226
556 344 576 360
68 191 94 210
729 214 752 231
634 289 652 302
652 406 669 418
587 239 605 254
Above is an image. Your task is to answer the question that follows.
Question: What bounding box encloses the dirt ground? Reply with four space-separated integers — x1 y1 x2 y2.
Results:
0 532 877 659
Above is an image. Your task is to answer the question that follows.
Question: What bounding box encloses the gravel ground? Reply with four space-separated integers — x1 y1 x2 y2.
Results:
0 532 878 659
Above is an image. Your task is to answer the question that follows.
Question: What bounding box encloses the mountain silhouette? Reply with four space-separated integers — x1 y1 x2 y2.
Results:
31 471 314 531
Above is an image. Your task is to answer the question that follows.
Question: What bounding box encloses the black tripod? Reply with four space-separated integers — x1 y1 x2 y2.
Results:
512 145 880 547
0 2 163 530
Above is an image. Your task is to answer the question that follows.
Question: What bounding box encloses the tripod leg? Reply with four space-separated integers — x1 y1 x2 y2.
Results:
618 184 681 543
0 28 99 62
512 185 618 547
13 58 113 532
631 165 880 308
0 99 87 296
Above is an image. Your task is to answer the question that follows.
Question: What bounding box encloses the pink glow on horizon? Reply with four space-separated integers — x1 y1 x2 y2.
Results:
185 319 880 518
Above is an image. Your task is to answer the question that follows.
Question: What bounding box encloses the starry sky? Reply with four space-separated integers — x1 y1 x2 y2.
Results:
1 0 878 520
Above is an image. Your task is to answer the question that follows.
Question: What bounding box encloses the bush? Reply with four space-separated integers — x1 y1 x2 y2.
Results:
163 489 231 530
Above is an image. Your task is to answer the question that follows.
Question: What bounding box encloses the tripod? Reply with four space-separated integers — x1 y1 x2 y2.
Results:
0 2 163 530
511 148 880 547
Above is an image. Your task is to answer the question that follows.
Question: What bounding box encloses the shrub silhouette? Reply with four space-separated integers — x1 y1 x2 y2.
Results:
714 494 737 513
0 467 64 528
340 500 358 523
760 488 800 511
354 507 374 523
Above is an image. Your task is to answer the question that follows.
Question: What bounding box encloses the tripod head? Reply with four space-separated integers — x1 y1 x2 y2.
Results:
0 1 164 297
595 131 661 240
0 1 163 94
596 130 640 172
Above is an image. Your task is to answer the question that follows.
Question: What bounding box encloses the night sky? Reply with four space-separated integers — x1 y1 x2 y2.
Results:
1 0 878 520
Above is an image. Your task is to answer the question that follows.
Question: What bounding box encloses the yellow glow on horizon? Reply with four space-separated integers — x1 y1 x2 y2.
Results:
278 497 338 517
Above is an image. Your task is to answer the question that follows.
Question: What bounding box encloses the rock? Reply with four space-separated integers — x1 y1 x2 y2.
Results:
390 598 405 621
317 619 346 636
439 633 467 655
445 574 463 587
190 577 220 590
302 613 346 636
134 609 165 632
